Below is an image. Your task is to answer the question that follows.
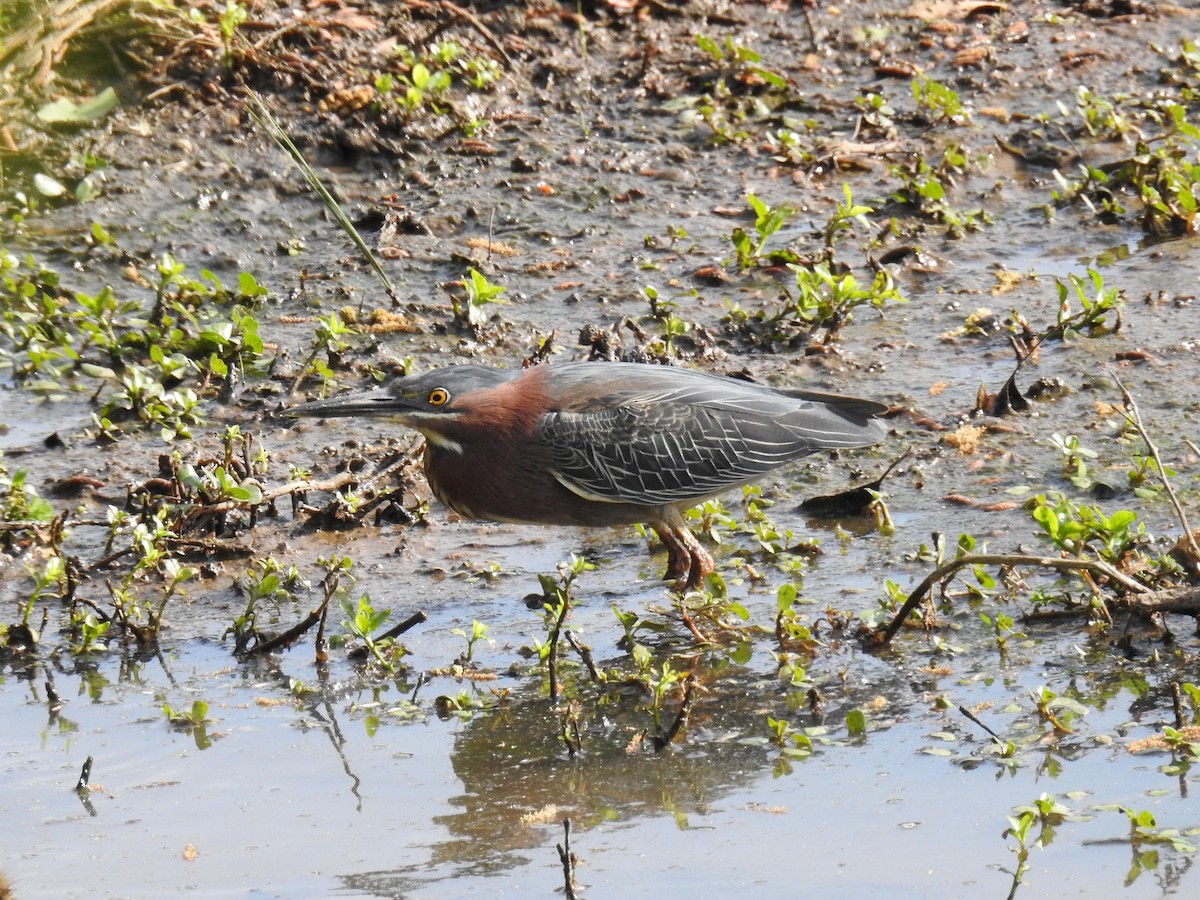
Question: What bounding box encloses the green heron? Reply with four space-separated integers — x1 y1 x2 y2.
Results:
290 361 887 591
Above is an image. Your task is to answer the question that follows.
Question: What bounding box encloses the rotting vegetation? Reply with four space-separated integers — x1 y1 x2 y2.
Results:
5 0 1200 895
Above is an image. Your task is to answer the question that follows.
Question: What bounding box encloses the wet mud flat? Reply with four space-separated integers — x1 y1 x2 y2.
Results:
4 1 1200 897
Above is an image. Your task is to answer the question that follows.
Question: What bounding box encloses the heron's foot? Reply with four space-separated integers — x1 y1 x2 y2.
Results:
651 523 717 641
654 525 715 591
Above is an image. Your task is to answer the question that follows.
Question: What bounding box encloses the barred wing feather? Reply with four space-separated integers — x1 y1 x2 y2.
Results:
541 383 884 506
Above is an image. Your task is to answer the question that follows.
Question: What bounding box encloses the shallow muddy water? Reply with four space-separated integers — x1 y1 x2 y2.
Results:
5 1 1200 898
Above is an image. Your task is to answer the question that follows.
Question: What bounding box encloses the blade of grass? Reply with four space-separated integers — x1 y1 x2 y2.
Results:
247 92 398 306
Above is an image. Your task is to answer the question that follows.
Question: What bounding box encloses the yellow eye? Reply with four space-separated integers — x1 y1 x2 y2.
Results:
427 388 450 407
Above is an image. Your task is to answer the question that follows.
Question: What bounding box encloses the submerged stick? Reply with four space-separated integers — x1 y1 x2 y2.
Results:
245 600 328 657
556 818 578 900
379 610 428 642
75 756 93 792
653 674 697 751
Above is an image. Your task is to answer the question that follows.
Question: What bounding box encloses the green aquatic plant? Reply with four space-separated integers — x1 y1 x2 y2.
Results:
454 267 508 330
1049 269 1122 339
729 194 795 270
0 249 271 439
451 619 494 664
823 184 873 249
343 595 390 657
694 34 787 90
766 715 813 758
1029 494 1142 564
784 260 907 343
911 75 969 124
0 465 54 524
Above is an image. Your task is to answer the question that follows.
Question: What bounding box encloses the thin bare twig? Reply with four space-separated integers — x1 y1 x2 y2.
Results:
438 0 513 68
959 704 1005 747
565 631 602 683
547 594 572 703
557 818 578 900
248 93 398 305
1109 368 1200 564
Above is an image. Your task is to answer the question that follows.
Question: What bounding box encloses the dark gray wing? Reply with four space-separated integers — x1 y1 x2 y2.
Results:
539 373 885 506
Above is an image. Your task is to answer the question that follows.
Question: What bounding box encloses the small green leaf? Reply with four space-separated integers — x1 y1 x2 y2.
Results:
845 708 867 736
37 87 119 123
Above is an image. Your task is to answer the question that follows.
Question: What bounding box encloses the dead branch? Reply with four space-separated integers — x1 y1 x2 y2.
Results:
243 599 328 657
876 552 1151 646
